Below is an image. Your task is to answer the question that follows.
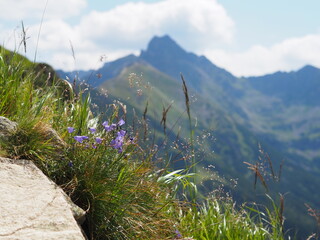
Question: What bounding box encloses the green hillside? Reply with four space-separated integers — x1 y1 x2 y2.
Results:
58 35 320 238
1 46 300 240
245 67 320 165
97 61 320 237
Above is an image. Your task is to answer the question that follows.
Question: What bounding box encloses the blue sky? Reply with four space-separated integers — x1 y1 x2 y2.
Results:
1 0 320 76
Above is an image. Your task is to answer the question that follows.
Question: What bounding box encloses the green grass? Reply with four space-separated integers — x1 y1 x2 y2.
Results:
179 200 268 240
0 47 178 239
0 46 299 239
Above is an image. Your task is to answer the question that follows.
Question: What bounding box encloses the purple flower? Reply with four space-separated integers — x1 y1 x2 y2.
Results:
110 131 125 153
95 137 103 144
67 127 75 133
117 130 126 137
92 144 97 149
74 136 82 143
68 161 73 168
74 135 89 143
102 121 116 132
175 230 182 238
102 121 109 127
118 119 125 126
110 138 123 149
89 127 96 133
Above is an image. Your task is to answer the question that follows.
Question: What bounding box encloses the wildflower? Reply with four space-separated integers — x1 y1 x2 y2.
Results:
102 121 116 132
110 138 123 151
175 230 182 239
67 127 75 133
110 130 126 153
95 137 103 144
118 130 126 137
68 161 73 168
102 121 108 127
89 127 96 133
118 119 125 126
74 135 89 143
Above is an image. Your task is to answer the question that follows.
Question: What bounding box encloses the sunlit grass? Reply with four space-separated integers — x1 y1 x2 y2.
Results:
0 45 293 239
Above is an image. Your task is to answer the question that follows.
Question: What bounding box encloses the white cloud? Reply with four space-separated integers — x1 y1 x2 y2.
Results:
0 0 87 21
1 0 234 71
13 18 140 71
77 0 235 50
204 34 320 76
3 0 320 77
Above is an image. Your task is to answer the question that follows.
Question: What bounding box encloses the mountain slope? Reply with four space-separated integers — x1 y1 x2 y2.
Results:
96 60 319 238
58 35 320 237
140 35 247 120
247 65 320 106
243 65 320 164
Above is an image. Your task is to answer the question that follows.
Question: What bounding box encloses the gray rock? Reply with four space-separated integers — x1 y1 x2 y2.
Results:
0 157 86 240
0 116 17 141
60 189 86 225
38 125 67 149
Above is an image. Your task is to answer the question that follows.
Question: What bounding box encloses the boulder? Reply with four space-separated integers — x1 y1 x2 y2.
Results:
36 124 67 149
0 116 17 141
0 157 86 240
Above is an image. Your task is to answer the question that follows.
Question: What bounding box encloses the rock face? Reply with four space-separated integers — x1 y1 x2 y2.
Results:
0 157 86 240
0 116 17 141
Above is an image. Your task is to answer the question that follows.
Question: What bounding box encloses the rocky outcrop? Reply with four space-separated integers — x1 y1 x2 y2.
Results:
0 116 66 150
0 157 86 240
0 116 17 141
36 123 67 149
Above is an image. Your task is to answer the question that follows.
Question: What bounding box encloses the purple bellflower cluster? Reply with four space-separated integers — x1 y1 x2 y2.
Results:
102 119 125 132
110 130 126 153
67 118 128 153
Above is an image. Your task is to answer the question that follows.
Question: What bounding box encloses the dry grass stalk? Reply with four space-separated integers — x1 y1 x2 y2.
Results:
180 73 190 121
278 160 284 182
243 161 269 191
21 21 27 54
305 203 320 226
279 193 284 227
160 103 172 135
143 101 148 141
115 100 127 122
265 152 275 180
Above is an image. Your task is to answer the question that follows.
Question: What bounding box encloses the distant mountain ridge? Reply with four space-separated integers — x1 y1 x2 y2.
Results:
247 64 320 105
58 35 320 238
58 35 320 167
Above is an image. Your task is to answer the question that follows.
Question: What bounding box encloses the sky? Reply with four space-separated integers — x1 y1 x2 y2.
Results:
1 0 320 77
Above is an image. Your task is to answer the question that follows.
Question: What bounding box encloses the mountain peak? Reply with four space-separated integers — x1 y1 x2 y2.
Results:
140 35 186 58
148 35 179 48
298 64 319 73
